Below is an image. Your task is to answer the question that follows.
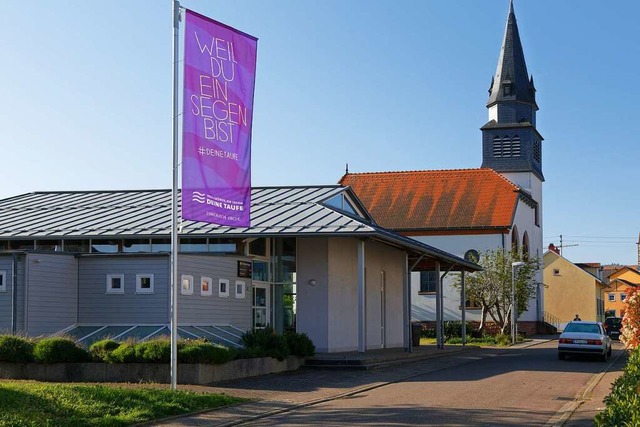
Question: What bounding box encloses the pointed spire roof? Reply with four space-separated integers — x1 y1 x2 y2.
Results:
487 0 536 108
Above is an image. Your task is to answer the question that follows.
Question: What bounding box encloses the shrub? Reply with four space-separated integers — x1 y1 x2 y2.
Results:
621 288 640 349
443 321 475 340
284 331 315 358
89 339 120 362
420 326 436 339
595 347 640 426
494 334 511 346
178 340 235 364
235 346 268 359
242 326 290 361
0 335 34 363
33 337 90 363
135 339 171 363
105 342 137 363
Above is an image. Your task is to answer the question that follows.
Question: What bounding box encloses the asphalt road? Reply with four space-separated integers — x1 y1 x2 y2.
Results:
247 341 626 426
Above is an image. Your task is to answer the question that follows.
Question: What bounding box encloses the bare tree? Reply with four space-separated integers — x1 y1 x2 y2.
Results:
454 249 540 335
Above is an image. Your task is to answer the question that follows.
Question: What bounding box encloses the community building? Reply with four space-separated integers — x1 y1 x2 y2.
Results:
340 1 546 334
0 186 479 353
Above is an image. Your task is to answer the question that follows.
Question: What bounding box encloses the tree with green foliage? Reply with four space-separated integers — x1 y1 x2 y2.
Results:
453 248 540 335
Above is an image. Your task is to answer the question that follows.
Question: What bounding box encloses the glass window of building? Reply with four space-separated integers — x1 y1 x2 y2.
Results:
64 240 90 253
35 240 62 251
180 238 207 252
123 239 151 253
249 238 267 257
151 239 171 252
92 239 121 253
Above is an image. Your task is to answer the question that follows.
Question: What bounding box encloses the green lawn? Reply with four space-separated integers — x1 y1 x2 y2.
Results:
0 380 245 426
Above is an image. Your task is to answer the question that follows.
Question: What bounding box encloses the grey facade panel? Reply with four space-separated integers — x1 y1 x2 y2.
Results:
177 254 252 333
25 253 78 336
78 255 170 324
0 255 14 333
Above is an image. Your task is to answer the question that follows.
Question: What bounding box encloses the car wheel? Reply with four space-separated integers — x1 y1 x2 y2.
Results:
607 347 612 357
558 352 565 360
600 352 608 362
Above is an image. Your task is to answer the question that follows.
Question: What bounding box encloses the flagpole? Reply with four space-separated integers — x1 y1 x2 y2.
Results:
170 0 181 391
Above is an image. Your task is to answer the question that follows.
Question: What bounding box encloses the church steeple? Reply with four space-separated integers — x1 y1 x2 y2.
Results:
481 0 544 182
487 0 537 109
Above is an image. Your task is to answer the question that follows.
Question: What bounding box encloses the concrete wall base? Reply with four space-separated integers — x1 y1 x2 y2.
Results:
0 356 305 385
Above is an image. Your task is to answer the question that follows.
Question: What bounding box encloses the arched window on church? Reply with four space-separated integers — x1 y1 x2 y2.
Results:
511 225 519 252
522 232 530 261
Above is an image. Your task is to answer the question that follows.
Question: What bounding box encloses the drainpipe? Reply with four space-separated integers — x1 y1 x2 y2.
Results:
404 253 410 353
435 261 442 349
357 239 366 354
461 269 466 346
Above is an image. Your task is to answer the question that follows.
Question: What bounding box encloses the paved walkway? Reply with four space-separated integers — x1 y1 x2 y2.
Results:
141 337 623 427
146 340 547 427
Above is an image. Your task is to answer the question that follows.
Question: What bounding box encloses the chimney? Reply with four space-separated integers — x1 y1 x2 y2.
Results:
548 243 560 255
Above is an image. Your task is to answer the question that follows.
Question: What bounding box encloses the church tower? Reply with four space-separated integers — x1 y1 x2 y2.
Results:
481 0 544 204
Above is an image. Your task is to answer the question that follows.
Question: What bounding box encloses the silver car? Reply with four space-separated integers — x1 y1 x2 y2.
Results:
558 321 612 361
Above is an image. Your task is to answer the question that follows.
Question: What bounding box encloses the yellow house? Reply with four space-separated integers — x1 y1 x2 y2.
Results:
604 267 640 318
543 250 607 330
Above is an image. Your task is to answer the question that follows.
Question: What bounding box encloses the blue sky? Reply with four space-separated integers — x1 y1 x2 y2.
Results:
1 1 638 265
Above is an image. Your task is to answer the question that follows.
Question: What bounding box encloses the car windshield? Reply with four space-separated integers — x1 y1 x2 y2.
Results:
564 323 600 334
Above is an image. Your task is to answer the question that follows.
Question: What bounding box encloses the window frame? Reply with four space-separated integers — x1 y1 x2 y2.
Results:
219 278 230 298
235 280 246 299
106 274 125 294
608 293 616 302
621 292 627 302
201 276 213 296
418 271 437 294
0 270 6 292
135 273 154 294
181 274 194 295
464 295 482 310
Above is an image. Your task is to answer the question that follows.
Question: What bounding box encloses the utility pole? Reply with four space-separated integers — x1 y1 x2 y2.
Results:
558 234 579 256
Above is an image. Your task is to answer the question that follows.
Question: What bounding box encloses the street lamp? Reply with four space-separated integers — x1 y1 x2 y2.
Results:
511 261 525 344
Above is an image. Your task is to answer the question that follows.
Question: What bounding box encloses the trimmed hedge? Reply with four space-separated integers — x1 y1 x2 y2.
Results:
179 340 236 364
33 337 90 363
89 339 119 362
595 348 640 426
241 326 289 361
285 331 315 358
0 330 314 365
0 336 34 363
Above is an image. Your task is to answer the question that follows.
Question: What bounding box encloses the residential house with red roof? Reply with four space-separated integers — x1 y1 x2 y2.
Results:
604 266 640 318
340 1 545 334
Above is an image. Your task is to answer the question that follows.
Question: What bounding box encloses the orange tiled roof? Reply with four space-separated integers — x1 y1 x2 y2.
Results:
339 168 520 231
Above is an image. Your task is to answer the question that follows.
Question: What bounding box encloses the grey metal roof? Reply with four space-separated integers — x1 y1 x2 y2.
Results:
0 186 368 238
0 186 480 271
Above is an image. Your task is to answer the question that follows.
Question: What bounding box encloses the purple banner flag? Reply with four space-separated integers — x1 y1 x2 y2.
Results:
182 9 257 226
